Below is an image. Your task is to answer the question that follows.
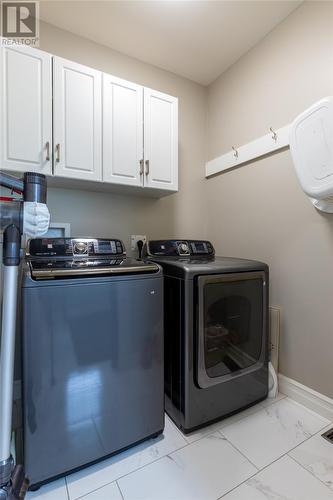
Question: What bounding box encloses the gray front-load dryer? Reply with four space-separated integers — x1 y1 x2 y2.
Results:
21 238 164 489
143 239 269 434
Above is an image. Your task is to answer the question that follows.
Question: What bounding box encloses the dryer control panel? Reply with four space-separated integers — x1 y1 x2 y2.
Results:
27 238 126 258
145 240 214 257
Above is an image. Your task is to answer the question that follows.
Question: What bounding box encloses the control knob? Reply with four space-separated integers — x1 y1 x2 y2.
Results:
178 242 189 255
74 241 88 254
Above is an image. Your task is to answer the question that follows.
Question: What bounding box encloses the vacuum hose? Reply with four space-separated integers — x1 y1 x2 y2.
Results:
0 172 49 497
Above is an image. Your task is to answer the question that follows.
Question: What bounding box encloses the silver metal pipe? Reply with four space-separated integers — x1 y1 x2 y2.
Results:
0 457 14 487
0 172 23 193
0 202 21 232
0 265 19 461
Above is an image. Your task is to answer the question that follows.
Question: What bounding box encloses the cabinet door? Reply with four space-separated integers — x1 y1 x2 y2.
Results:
0 44 52 174
103 74 143 186
144 88 178 191
53 57 102 181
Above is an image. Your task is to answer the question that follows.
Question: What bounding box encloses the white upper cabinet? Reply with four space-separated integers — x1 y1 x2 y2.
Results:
0 44 52 174
0 42 178 196
103 74 143 186
53 57 102 181
144 88 178 192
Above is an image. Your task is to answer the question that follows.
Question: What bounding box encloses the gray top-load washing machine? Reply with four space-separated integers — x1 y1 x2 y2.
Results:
143 239 269 434
21 238 164 489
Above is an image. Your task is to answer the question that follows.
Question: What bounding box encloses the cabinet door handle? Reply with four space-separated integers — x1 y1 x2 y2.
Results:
145 159 150 175
55 144 60 163
139 159 144 175
45 141 50 162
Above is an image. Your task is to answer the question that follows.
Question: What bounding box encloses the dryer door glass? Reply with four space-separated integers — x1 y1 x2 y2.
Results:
197 272 266 389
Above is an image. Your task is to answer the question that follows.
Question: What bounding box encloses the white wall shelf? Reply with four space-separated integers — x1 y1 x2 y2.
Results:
205 124 291 178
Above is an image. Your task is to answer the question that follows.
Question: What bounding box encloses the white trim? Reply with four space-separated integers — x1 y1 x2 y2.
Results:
279 374 333 422
205 124 291 178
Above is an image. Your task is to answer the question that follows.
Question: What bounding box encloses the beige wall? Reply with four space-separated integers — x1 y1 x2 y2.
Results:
206 1 333 397
38 21 207 255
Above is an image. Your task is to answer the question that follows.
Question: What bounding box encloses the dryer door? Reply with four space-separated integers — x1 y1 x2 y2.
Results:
196 271 266 389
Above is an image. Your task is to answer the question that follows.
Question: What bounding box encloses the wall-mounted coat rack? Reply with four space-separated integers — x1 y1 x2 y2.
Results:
205 124 291 178
205 96 333 214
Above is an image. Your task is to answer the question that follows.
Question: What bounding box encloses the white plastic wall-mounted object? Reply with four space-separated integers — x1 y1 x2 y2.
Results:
290 97 333 213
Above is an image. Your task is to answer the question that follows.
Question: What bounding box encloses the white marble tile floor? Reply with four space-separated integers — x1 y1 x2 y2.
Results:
26 394 333 500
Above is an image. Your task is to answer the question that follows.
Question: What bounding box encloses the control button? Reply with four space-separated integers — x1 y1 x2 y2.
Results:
178 242 190 255
74 241 88 254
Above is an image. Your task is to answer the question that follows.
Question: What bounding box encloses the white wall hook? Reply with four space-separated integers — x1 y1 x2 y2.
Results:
232 146 238 159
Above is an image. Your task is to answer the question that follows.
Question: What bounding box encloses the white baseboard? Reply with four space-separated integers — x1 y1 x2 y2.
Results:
279 374 333 422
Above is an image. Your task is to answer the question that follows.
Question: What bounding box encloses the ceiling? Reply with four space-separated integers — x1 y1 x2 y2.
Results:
39 0 302 86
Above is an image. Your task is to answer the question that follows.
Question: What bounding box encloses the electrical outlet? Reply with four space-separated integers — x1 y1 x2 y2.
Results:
131 235 147 251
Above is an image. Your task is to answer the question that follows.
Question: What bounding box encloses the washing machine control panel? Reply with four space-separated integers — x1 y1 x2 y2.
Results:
146 240 214 257
28 238 126 257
